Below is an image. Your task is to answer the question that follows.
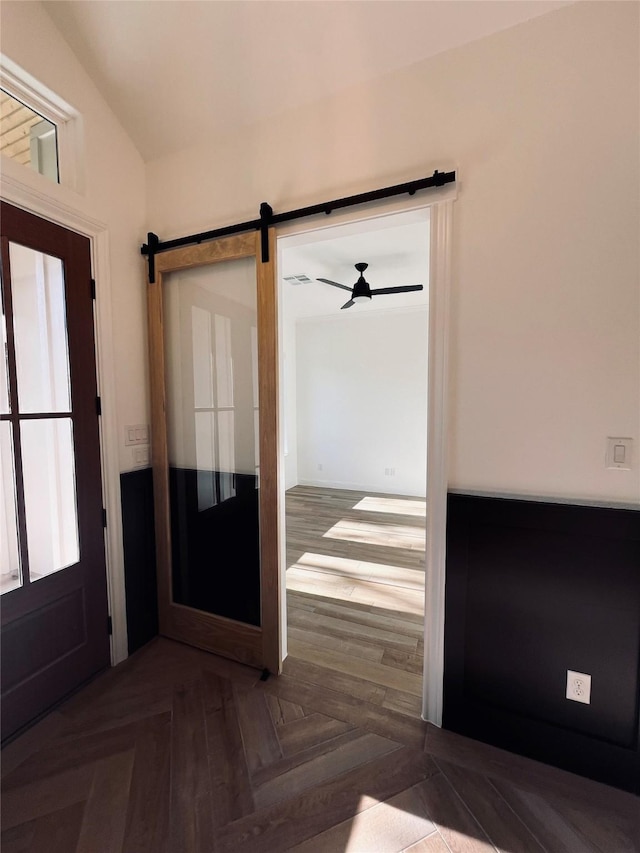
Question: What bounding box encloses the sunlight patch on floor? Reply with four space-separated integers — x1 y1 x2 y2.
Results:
293 791 437 852
353 496 427 518
294 551 425 590
322 517 426 551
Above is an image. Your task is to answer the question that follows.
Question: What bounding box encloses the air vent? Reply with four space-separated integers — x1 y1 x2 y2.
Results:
283 274 312 285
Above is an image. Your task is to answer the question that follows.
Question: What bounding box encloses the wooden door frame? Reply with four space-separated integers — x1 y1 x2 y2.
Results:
1 172 128 667
147 229 281 673
276 191 455 725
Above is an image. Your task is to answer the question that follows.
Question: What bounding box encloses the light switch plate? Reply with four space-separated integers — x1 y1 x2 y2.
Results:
606 437 632 470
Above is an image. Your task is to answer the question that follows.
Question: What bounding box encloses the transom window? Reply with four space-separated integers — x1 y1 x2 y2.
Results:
0 89 59 183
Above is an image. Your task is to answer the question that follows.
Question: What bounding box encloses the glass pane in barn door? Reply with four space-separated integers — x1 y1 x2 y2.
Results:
163 256 261 625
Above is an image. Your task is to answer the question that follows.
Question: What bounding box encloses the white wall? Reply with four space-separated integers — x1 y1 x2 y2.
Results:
145 1 639 505
296 310 428 496
282 305 299 490
1 0 147 474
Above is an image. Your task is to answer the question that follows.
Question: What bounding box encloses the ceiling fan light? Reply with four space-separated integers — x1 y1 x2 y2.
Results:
352 294 371 303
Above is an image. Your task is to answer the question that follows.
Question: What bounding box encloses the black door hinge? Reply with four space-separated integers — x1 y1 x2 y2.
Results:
107 615 113 635
102 508 107 528
90 278 96 300
96 396 102 416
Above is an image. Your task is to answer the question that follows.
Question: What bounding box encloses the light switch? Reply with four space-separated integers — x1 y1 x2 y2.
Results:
606 437 632 470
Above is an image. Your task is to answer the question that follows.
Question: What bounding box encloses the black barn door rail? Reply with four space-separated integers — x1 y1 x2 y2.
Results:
141 169 455 282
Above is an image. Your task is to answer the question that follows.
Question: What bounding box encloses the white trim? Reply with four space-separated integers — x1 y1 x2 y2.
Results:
1 54 85 194
422 198 454 726
1 174 128 665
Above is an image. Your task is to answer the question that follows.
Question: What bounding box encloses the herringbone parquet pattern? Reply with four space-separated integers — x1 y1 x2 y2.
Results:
2 637 638 852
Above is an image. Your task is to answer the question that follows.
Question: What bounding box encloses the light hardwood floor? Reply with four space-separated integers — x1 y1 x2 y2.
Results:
285 485 427 718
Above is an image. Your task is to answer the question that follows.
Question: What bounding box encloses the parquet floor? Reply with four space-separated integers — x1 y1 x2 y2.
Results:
2 486 638 851
285 486 426 718
2 637 638 852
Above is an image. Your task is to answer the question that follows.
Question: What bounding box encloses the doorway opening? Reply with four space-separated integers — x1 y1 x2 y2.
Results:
278 207 430 719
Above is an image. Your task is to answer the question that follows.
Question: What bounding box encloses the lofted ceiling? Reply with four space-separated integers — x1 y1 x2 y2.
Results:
44 0 571 161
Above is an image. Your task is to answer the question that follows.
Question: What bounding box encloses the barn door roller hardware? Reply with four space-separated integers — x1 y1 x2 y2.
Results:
141 169 455 282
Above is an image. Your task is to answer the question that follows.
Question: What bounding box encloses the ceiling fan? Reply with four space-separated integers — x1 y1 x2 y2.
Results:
317 262 423 310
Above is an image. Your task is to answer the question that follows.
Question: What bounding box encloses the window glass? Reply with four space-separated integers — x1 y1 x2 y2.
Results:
1 89 59 183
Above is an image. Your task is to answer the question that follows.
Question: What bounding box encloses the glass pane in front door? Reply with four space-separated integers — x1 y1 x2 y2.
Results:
9 242 71 413
20 417 79 579
163 256 261 625
0 422 21 593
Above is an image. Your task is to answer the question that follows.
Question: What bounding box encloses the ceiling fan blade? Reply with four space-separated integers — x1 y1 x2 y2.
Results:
370 285 424 296
317 278 352 292
341 299 355 310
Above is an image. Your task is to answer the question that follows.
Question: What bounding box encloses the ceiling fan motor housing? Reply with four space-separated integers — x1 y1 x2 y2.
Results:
352 262 372 301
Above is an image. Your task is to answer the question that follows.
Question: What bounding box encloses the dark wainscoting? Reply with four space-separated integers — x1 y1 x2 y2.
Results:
444 493 640 794
121 468 158 654
169 467 261 626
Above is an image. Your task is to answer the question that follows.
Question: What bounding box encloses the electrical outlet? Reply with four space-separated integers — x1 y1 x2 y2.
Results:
317 463 323 471
566 670 591 704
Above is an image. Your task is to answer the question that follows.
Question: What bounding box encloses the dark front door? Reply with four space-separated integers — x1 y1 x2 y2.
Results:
0 202 110 740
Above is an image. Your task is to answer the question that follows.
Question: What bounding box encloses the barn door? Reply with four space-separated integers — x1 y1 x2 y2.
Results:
147 230 281 673
0 202 110 740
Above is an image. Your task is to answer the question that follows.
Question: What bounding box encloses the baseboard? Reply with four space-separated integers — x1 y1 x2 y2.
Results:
296 477 426 498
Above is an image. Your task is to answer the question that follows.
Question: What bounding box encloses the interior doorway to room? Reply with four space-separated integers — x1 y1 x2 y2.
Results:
278 208 430 719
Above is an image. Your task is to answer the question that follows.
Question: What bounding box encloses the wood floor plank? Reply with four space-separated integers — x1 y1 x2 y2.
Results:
347 578 425 614
415 772 496 852
214 746 439 853
276 712 355 757
489 778 606 853
260 672 429 751
0 712 70 780
169 680 214 853
75 751 134 853
309 597 424 635
3 716 157 790
232 682 283 773
282 655 388 706
534 790 640 853
289 606 418 653
121 712 171 853
383 688 423 718
251 727 361 788
27 801 86 853
436 758 546 853
403 831 451 852
424 724 640 822
62 685 173 738
288 624 385 663
1 764 94 831
202 672 255 828
287 783 436 853
253 730 402 810
1 819 36 853
288 636 424 697
382 648 424 674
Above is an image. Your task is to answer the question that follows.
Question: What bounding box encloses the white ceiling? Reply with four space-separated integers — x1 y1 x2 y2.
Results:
44 0 571 161
280 208 430 319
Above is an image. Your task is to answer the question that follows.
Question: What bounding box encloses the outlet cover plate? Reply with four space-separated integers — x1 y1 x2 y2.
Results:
566 670 591 704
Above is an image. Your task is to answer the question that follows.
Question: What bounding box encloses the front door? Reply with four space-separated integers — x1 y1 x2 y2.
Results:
148 230 281 673
0 202 110 741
